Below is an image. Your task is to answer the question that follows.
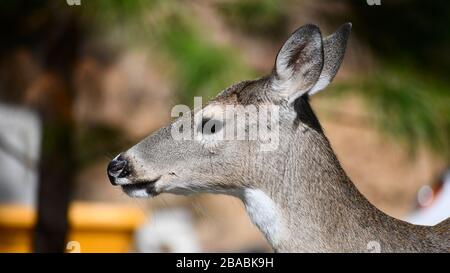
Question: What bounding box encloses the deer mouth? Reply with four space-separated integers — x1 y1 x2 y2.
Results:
120 176 161 197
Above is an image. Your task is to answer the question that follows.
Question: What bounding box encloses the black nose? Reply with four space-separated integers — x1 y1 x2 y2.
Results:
107 154 129 185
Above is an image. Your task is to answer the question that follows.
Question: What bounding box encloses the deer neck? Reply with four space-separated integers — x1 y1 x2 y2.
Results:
238 108 416 252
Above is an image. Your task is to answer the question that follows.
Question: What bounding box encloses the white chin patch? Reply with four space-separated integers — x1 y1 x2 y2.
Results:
121 186 151 198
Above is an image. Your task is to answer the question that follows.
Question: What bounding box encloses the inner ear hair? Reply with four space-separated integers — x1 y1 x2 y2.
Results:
271 24 324 103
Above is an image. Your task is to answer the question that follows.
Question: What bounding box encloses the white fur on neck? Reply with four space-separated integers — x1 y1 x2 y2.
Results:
240 188 285 248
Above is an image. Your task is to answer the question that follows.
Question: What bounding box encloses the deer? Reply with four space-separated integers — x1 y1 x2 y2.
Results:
107 23 449 252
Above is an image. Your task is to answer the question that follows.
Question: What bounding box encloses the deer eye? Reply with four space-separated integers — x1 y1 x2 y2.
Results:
198 118 223 135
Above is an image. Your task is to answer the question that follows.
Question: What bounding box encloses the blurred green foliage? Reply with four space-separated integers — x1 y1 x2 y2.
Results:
218 0 288 39
333 65 450 160
152 7 255 105
82 0 254 106
366 74 450 160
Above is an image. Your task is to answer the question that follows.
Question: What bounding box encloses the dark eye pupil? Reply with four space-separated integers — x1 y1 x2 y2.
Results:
199 118 222 135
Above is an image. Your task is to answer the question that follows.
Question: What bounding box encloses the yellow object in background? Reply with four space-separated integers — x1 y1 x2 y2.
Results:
0 202 146 253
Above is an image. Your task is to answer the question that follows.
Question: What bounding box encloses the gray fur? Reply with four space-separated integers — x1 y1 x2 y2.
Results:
110 23 450 253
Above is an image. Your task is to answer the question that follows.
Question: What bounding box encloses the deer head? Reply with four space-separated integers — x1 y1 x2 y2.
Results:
107 23 351 195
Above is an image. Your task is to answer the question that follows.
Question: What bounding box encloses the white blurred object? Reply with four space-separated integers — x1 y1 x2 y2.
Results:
0 104 41 206
406 169 450 226
135 208 201 253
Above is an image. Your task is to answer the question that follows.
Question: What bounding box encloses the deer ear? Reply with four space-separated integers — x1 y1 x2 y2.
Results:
272 24 324 103
308 23 351 95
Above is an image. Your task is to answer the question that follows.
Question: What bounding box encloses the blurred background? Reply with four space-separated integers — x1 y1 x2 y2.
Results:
0 0 449 253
